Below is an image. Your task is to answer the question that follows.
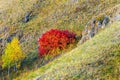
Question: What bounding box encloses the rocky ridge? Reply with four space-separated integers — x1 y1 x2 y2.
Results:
78 7 120 45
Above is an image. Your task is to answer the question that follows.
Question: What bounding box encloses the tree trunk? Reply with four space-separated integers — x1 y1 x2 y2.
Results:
15 63 18 72
8 67 10 78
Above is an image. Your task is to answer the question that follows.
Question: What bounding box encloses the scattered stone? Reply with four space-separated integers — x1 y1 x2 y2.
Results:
102 16 109 28
78 15 112 45
88 30 94 39
7 36 12 43
23 11 32 23
97 21 102 28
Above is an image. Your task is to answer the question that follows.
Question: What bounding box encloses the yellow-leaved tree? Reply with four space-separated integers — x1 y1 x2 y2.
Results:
2 37 25 76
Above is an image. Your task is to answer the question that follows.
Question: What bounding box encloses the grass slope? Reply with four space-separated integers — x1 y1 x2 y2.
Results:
15 22 120 80
0 0 120 79
1 0 120 54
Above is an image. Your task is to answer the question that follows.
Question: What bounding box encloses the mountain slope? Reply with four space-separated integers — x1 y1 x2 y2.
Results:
0 0 120 80
1 0 120 54
15 22 120 80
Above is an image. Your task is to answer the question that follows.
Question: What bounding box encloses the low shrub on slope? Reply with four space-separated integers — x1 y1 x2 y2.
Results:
38 29 76 57
15 22 120 80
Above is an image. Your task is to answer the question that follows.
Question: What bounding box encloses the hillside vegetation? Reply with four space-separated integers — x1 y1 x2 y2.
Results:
1 0 120 54
0 0 120 80
16 21 120 80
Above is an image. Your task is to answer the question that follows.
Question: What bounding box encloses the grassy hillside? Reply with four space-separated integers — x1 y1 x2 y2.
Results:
1 0 120 54
0 0 120 80
15 22 120 80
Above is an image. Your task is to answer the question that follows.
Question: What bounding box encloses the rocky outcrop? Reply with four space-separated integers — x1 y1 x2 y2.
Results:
78 14 120 45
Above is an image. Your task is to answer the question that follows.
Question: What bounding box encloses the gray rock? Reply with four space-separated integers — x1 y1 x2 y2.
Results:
102 16 109 28
23 12 32 23
88 30 94 38
7 36 12 43
90 19 96 37
0 38 2 43
94 21 102 34
97 21 102 28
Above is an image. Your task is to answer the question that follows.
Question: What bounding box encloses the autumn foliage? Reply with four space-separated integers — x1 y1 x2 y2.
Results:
2 37 25 69
38 29 76 57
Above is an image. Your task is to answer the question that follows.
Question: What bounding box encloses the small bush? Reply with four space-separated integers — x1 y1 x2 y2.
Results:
38 29 76 57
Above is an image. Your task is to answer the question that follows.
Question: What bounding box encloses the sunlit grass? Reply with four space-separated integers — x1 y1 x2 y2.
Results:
0 0 120 79
15 22 120 80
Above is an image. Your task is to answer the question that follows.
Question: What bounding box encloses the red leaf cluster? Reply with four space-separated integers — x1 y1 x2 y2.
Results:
38 29 76 57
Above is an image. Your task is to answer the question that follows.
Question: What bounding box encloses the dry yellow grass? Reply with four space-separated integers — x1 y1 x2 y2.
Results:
0 0 120 79
0 0 38 24
15 21 120 80
0 0 120 58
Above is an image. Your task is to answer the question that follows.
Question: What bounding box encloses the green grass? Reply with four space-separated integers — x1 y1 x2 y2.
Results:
0 0 120 79
15 22 120 80
16 0 120 55
0 0 120 54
